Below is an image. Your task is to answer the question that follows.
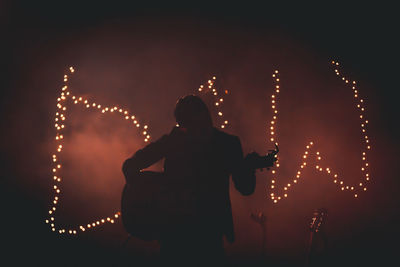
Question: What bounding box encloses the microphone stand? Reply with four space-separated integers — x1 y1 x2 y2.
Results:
250 211 267 258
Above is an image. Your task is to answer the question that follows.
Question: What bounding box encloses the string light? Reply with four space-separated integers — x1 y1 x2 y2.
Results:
197 76 229 129
267 61 371 204
46 66 147 234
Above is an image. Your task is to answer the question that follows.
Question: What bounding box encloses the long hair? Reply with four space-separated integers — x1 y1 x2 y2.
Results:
174 95 212 128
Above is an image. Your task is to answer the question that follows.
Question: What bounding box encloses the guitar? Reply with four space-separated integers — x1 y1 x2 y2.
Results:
309 208 327 233
306 208 328 266
121 144 279 241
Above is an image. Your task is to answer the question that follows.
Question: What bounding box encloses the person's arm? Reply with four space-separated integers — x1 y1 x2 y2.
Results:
122 126 185 181
231 136 256 196
122 134 169 181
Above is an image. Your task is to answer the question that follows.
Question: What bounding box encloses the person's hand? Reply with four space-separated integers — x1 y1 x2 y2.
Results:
244 152 261 170
244 151 277 171
245 152 260 162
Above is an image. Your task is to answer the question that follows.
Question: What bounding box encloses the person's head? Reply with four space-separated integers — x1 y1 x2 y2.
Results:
174 95 213 133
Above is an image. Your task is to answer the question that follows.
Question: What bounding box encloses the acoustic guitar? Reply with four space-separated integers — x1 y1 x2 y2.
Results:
121 144 279 241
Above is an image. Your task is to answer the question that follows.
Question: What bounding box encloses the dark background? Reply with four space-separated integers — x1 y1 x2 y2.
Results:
1 1 399 266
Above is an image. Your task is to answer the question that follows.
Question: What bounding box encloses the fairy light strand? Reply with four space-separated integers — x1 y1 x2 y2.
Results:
267 61 371 204
46 66 149 234
198 76 229 129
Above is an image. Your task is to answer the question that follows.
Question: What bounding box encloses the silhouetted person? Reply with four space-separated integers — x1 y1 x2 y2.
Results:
122 95 261 266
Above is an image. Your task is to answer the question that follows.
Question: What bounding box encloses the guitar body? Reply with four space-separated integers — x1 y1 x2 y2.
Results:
121 171 162 241
121 171 195 241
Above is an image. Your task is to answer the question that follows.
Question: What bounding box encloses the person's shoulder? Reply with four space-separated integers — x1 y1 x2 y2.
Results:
213 128 240 144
